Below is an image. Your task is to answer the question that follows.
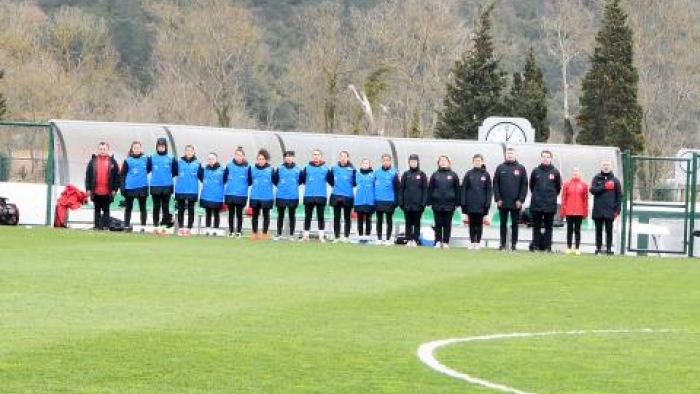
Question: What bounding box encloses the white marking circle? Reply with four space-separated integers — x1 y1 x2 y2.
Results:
417 329 678 394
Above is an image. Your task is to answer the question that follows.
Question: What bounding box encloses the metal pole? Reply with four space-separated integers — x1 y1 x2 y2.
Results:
689 152 698 257
620 150 630 255
45 125 55 226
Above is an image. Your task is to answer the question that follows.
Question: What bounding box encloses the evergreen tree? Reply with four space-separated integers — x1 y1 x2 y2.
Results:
435 3 506 140
577 0 644 153
506 72 524 114
507 49 550 142
408 108 421 138
0 70 6 120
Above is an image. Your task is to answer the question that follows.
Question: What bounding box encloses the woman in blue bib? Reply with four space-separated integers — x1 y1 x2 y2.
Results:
329 150 356 242
224 146 250 237
249 149 274 239
120 141 150 230
374 153 400 245
198 153 225 232
354 158 376 240
173 145 200 236
273 150 301 240
149 138 176 229
300 148 330 242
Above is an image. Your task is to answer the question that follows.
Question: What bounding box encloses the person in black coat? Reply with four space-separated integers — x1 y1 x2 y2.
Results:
461 154 492 249
493 148 528 250
398 154 428 247
85 142 120 230
528 150 562 252
428 155 461 248
590 158 623 255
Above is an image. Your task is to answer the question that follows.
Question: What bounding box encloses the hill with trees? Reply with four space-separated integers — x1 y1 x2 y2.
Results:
0 0 697 154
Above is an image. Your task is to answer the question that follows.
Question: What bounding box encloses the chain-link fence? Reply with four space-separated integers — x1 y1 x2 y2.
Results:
621 152 697 256
0 121 53 225
0 122 51 183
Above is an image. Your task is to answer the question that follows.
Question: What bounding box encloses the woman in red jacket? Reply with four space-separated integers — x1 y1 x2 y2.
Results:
560 167 589 255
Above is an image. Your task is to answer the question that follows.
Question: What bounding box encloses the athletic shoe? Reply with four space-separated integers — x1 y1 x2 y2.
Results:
595 249 602 255
273 235 282 241
565 249 573 255
434 242 442 248
575 249 582 256
498 245 506 251
234 232 242 239
228 232 236 238
384 240 393 246
332 238 342 244
443 243 450 249
606 250 614 256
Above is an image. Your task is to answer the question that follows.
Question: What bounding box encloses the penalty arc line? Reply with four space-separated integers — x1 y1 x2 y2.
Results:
417 328 679 394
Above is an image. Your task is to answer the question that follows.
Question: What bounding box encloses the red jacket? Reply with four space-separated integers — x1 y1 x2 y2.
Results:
560 178 589 217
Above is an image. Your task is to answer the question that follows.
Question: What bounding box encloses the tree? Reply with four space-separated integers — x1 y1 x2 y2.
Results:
348 66 393 135
507 49 550 142
0 70 6 120
541 0 595 144
353 0 467 137
577 0 644 154
283 2 356 134
147 0 261 128
44 6 121 118
626 0 699 198
435 3 506 140
506 71 524 114
628 0 698 153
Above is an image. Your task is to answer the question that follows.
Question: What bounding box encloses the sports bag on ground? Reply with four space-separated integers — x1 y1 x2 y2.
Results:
0 197 20 225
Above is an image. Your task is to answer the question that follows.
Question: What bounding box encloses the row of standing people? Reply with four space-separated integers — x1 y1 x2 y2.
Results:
85 139 411 242
85 140 622 252
487 148 622 254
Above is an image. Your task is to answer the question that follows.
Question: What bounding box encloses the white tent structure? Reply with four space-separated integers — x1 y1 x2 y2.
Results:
1 119 624 250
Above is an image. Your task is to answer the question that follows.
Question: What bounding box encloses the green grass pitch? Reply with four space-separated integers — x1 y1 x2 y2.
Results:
1 227 699 394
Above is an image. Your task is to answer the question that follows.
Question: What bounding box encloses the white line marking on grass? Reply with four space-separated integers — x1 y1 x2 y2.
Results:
417 329 678 394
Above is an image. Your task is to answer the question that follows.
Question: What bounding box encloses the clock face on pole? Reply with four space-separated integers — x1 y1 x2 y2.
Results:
485 122 528 143
679 150 695 173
